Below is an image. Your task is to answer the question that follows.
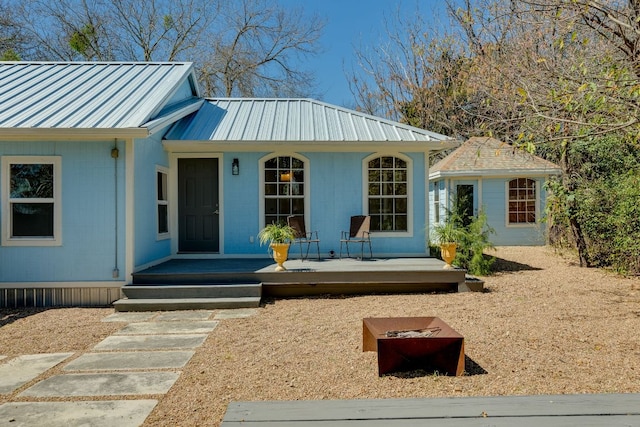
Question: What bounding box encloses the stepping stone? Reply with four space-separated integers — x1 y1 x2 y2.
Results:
115 320 218 335
102 312 156 323
64 351 195 371
19 372 180 397
0 353 73 394
0 400 157 427
155 311 213 321
214 308 259 319
94 334 208 351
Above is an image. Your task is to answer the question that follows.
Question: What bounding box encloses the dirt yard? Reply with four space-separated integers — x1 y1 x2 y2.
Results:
1 246 639 426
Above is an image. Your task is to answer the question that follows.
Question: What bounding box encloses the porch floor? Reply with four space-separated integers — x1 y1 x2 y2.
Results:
133 257 468 297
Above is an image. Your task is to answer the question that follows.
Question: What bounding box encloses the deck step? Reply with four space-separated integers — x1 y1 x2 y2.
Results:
121 283 262 299
113 297 261 312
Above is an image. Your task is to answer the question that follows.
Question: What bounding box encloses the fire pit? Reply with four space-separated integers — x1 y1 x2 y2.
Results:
363 317 465 376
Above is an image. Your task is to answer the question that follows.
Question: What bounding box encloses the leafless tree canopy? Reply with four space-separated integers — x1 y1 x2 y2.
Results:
3 0 324 97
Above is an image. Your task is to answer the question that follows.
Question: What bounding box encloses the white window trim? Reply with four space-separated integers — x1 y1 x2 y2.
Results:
362 153 413 237
505 178 539 228
156 165 170 240
258 152 310 231
1 156 62 246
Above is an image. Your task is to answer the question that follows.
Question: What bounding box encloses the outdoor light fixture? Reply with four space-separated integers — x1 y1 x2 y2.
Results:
232 158 239 175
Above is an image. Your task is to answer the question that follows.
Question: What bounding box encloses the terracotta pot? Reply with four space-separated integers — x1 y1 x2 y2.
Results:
270 243 290 271
440 243 457 269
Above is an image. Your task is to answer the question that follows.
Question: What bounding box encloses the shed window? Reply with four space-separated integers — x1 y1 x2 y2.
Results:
264 156 305 224
508 178 536 224
2 156 62 246
367 156 408 232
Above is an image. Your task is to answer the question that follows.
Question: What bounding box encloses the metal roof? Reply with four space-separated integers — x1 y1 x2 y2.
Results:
0 62 200 138
165 98 457 145
429 137 561 179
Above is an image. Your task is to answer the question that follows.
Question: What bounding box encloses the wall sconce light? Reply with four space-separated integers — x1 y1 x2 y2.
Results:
232 158 239 175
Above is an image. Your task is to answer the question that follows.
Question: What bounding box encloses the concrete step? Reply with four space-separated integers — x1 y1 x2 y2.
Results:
112 297 261 312
121 283 261 299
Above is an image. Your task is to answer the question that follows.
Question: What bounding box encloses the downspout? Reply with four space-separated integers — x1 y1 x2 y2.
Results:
111 141 120 278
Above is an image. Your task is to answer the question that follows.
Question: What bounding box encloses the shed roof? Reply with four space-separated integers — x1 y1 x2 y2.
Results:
164 98 458 149
429 137 561 179
0 62 202 139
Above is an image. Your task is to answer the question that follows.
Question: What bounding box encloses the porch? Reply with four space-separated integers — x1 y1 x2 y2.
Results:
114 257 468 311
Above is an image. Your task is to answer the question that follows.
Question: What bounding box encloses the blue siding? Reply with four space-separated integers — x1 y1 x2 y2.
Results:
0 140 126 282
134 131 171 267
481 178 547 245
222 151 429 257
223 152 264 255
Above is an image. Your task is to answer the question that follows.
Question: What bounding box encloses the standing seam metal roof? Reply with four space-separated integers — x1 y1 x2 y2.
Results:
165 98 456 143
0 62 197 130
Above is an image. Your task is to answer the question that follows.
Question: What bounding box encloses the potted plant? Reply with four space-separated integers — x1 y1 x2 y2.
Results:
430 218 464 269
258 222 296 271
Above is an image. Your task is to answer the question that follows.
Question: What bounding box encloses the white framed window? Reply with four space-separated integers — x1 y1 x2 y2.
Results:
263 155 305 225
364 154 412 235
2 156 62 246
156 166 169 238
507 178 537 226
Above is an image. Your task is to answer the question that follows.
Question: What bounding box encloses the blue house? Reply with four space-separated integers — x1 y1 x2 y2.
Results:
429 137 561 246
0 62 458 307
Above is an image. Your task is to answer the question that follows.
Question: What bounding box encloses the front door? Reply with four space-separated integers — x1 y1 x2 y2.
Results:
178 158 219 252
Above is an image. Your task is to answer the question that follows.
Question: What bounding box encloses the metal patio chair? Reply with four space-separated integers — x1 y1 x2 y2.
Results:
287 215 321 260
339 215 373 259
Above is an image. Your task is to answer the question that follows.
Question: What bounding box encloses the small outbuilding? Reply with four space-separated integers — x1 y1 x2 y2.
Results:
428 137 561 246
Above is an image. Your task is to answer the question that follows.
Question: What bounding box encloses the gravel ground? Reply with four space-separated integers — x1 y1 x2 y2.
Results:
1 246 639 426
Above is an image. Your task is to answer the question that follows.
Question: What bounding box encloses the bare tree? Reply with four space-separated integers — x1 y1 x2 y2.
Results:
14 0 214 61
197 0 325 97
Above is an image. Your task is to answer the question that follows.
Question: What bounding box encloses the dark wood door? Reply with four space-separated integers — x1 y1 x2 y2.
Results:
178 158 219 252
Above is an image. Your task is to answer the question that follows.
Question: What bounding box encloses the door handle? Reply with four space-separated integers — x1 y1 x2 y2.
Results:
214 210 219 215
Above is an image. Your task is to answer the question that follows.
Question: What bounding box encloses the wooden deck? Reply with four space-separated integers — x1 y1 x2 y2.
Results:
132 257 469 297
220 393 640 426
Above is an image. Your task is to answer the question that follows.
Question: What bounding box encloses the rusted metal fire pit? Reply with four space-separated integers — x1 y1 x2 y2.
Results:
363 317 465 376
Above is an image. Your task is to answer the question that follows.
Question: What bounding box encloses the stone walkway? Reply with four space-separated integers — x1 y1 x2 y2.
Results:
0 308 258 427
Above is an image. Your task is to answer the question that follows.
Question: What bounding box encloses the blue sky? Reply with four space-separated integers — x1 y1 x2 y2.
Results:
279 0 450 108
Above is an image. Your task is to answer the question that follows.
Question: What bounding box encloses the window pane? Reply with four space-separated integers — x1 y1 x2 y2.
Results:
291 158 304 169
380 215 394 230
369 183 380 196
395 198 407 213
12 203 54 237
278 157 290 169
264 158 277 168
381 198 394 213
279 184 289 195
158 205 168 233
292 170 304 183
265 184 277 196
382 183 394 195
382 170 394 182
370 215 381 230
368 170 380 182
279 198 291 215
291 198 304 215
265 198 277 214
396 215 407 231
265 169 277 182
10 164 54 198
395 158 407 168
381 157 393 168
369 158 380 168
369 198 381 214
395 183 407 195
157 172 167 201
395 170 407 181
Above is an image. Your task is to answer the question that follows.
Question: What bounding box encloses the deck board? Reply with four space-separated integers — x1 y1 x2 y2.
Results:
221 394 640 426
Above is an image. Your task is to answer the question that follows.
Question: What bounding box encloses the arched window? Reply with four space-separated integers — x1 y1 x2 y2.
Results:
366 155 409 232
264 155 305 224
508 178 536 224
